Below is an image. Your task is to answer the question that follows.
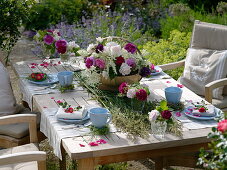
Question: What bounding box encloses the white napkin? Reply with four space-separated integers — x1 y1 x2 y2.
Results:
56 106 87 119
191 105 216 117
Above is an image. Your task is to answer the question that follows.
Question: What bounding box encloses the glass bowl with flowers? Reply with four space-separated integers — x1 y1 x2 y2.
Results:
148 100 181 138
78 36 153 90
27 72 47 82
34 29 80 65
118 82 150 112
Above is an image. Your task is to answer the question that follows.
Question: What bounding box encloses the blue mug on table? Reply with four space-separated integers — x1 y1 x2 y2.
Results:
89 107 112 128
57 71 73 87
165 86 182 104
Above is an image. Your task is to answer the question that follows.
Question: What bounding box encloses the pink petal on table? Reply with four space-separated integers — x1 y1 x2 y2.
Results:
88 142 99 147
79 144 85 147
43 106 47 108
56 100 63 104
177 84 184 88
40 64 44 66
31 63 38 66
188 108 193 112
185 112 190 114
96 139 107 144
51 97 54 99
53 64 57 66
58 61 61 64
166 81 171 83
31 66 36 68
175 112 181 117
156 70 159 72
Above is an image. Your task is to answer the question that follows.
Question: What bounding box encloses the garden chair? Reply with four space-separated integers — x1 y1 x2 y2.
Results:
159 20 227 112
0 114 46 170
0 61 45 148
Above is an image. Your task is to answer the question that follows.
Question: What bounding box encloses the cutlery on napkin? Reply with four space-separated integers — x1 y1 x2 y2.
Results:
56 106 87 120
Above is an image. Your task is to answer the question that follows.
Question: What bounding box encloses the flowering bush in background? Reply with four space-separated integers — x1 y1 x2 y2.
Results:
198 113 227 169
78 37 152 80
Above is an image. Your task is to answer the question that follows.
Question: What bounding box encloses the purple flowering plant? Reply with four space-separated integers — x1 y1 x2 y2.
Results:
78 37 153 80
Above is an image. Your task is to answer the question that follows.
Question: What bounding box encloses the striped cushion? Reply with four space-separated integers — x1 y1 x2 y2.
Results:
179 48 227 99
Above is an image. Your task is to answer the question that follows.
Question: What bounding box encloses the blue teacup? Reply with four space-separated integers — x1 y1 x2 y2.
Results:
89 107 112 128
57 71 73 87
165 86 182 104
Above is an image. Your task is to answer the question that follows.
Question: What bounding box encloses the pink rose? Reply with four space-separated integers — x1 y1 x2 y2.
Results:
55 39 67 54
118 82 128 94
217 119 227 133
44 35 54 45
85 56 95 68
136 89 148 101
124 43 137 54
148 110 159 121
95 58 105 69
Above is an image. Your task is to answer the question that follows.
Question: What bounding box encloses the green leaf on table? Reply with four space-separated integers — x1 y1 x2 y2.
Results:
156 100 168 112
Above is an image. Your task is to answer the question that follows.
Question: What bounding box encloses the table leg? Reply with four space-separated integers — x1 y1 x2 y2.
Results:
77 158 95 170
154 157 164 170
59 146 66 170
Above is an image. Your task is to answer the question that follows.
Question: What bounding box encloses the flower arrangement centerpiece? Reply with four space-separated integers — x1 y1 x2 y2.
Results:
34 29 80 65
198 114 227 169
118 82 150 112
148 100 177 138
78 36 153 90
27 72 47 82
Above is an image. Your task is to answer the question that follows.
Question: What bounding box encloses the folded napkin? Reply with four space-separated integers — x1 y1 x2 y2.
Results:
191 105 216 117
56 106 87 119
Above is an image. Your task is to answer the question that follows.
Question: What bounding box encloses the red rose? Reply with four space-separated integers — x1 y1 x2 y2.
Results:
161 110 172 120
65 107 74 113
31 73 35 78
136 89 148 101
217 119 227 133
35 74 42 80
115 56 125 66
198 107 206 112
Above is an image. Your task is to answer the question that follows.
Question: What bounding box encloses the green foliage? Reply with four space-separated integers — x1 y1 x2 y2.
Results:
24 0 86 30
96 162 128 170
59 84 74 93
142 30 191 80
216 1 227 15
160 9 227 39
0 0 35 63
90 125 110 136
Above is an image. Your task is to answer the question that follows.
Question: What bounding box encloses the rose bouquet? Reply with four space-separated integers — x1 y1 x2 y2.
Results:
78 37 153 81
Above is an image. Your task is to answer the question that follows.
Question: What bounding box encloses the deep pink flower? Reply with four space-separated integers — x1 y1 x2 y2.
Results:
118 82 128 94
55 40 67 54
44 35 54 45
199 107 206 113
95 58 105 69
126 58 136 68
217 119 227 133
89 142 99 146
124 43 137 54
150 63 155 70
136 89 148 101
96 139 107 144
85 56 95 68
161 110 172 120
115 56 125 66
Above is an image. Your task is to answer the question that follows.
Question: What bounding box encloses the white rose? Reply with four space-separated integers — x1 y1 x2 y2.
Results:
77 49 89 57
87 43 96 53
102 71 109 79
119 63 131 76
96 37 103 43
68 41 80 50
127 89 136 98
34 33 40 40
106 42 118 47
110 45 122 57
148 110 159 121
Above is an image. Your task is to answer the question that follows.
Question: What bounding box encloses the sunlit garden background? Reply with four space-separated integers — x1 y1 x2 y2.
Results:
1 0 227 169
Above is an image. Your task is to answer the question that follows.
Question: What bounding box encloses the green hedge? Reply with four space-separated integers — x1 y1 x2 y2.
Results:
142 30 191 80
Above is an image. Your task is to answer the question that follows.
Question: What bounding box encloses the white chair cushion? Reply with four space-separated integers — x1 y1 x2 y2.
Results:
0 143 39 170
0 62 18 116
179 48 227 99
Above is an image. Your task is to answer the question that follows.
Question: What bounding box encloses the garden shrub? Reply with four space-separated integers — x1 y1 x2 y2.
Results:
216 1 227 15
24 0 86 30
160 8 227 39
142 30 191 80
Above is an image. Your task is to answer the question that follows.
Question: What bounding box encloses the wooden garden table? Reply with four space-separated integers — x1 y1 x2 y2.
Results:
12 59 212 170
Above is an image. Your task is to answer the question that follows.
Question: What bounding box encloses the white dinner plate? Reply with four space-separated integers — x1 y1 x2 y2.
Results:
151 66 163 76
184 106 221 120
58 112 90 123
27 74 58 85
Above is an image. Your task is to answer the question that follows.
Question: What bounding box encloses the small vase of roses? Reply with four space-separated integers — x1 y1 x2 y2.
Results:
148 100 174 138
118 82 150 112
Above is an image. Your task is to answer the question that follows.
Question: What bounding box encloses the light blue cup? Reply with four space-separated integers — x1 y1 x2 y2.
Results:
165 86 182 104
89 107 112 128
57 71 73 87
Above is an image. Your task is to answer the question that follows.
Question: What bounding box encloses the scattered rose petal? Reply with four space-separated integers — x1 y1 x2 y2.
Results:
188 108 193 112
40 64 44 66
166 81 171 83
96 139 107 144
31 63 38 66
58 61 61 64
56 100 63 104
79 144 85 147
43 106 47 108
156 70 159 72
177 84 184 88
185 112 190 114
89 142 99 147
51 97 54 99
175 112 181 117
53 64 57 66
31 66 36 68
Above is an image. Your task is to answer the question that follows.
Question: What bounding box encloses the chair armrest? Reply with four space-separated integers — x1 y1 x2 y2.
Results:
0 151 46 166
205 78 227 103
158 60 185 71
0 114 38 143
